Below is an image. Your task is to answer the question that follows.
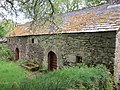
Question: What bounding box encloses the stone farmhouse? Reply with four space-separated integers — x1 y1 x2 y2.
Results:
7 3 120 81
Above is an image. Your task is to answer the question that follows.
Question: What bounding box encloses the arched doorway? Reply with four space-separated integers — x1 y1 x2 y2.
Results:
15 48 19 60
48 51 57 70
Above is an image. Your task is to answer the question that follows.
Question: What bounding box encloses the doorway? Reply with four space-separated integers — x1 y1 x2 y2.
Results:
48 51 57 70
15 48 19 60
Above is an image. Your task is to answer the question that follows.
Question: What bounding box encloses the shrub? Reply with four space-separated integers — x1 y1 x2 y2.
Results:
18 65 113 90
0 44 12 60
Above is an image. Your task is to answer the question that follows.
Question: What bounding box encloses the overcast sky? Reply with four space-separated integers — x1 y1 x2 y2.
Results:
0 10 30 24
0 0 30 24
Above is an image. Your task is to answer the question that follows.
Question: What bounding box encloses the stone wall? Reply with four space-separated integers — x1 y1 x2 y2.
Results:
8 31 116 71
8 37 28 60
115 30 120 82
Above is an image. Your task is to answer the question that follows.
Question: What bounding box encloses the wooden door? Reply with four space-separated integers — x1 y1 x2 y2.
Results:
48 51 57 70
15 48 19 60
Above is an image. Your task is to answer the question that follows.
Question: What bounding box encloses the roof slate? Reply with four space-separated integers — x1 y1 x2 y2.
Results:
8 4 120 37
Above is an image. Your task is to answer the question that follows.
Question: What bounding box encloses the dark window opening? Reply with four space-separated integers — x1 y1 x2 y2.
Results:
8 39 10 42
32 38 34 43
76 56 82 63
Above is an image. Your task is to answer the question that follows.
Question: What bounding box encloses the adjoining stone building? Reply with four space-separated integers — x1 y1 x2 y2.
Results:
0 38 7 44
7 3 120 81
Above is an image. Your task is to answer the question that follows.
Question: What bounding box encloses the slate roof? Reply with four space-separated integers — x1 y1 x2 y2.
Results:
8 4 120 37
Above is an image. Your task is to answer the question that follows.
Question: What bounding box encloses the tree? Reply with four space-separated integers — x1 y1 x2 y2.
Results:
0 0 56 24
0 0 119 24
0 19 14 37
0 25 4 37
0 0 84 24
86 0 101 7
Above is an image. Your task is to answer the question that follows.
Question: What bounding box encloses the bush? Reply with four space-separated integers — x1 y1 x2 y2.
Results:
18 65 113 90
0 44 12 60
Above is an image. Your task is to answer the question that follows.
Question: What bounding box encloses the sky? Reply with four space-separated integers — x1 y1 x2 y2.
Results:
0 9 31 24
0 13 30 24
0 0 30 24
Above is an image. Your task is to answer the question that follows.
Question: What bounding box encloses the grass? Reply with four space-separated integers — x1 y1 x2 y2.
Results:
0 44 27 90
0 60 113 90
18 65 113 90
0 60 26 90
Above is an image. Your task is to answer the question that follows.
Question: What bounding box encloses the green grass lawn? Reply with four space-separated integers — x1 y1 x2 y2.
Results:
0 60 26 90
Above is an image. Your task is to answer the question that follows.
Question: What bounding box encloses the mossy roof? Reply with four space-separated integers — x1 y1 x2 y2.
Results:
8 4 120 37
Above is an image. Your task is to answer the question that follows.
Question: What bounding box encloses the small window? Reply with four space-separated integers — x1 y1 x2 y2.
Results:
76 56 82 63
8 39 10 42
32 38 34 43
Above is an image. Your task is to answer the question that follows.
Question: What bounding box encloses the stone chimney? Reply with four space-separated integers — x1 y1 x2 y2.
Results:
109 0 120 4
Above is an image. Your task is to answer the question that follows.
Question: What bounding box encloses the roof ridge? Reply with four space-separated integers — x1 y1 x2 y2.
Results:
107 4 120 9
